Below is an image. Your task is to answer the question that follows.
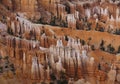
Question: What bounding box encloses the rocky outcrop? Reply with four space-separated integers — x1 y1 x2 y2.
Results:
0 0 120 84
67 14 76 29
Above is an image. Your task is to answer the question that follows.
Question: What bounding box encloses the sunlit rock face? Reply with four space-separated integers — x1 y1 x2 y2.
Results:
57 4 67 20
49 38 93 80
0 0 120 84
0 0 39 20
1 0 36 12
67 14 76 29
1 0 12 10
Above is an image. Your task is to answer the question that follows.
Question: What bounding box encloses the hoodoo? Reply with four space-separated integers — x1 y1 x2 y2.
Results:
0 0 120 84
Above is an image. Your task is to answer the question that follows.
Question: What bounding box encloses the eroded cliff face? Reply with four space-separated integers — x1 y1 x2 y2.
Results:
0 0 120 84
1 0 36 12
0 0 40 20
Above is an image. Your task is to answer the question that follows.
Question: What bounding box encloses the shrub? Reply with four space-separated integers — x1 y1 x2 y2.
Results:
57 71 68 84
100 46 105 51
115 29 120 35
57 79 68 84
0 67 3 73
50 82 54 84
100 40 105 51
50 16 56 26
87 22 92 30
65 35 68 41
65 6 70 14
107 44 115 53
60 20 68 27
98 63 101 70
100 40 104 47
0 56 2 60
4 56 9 60
99 27 104 32
5 65 8 68
41 82 47 84
10 64 15 72
117 46 120 53
91 45 95 51
87 37 92 44
7 27 13 35
80 39 85 45
50 73 56 81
